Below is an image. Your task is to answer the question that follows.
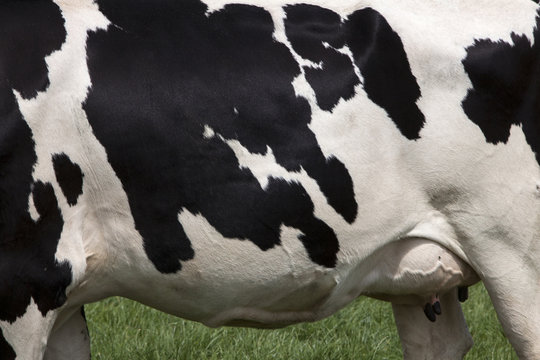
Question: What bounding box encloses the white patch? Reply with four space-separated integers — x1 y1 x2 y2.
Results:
269 7 321 77
175 209 337 326
331 44 363 83
227 142 293 190
0 299 56 359
28 193 40 222
291 74 318 111
202 124 216 139
202 125 345 229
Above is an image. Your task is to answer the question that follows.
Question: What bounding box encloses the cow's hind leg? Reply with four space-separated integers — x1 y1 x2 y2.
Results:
452 199 540 358
478 261 540 359
392 289 473 360
44 306 90 360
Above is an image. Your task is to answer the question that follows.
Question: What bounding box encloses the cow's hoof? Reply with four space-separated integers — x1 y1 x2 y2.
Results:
458 286 469 302
424 303 436 322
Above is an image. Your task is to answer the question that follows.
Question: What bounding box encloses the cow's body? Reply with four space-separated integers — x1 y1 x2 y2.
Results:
1 0 540 359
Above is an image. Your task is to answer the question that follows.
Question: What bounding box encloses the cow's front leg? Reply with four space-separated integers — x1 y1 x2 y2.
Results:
44 306 90 360
392 289 473 360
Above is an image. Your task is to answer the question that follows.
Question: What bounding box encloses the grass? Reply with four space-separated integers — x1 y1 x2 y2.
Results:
86 283 516 359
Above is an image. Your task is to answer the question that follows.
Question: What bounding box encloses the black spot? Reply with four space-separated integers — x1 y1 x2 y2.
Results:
462 11 540 165
286 6 425 139
0 0 66 99
0 182 72 322
52 153 84 206
345 8 425 140
285 5 360 111
0 328 16 360
84 0 353 272
0 0 70 323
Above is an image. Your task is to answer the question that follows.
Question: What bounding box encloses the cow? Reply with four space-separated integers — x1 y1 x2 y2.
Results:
1 0 539 359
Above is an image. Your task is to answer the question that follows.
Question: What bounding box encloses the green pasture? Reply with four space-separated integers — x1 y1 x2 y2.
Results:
86 283 516 359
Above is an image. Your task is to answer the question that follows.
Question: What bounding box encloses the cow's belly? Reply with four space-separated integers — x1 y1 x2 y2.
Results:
112 229 477 328
209 240 478 329
70 150 479 329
